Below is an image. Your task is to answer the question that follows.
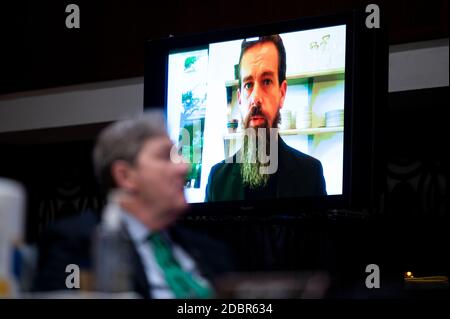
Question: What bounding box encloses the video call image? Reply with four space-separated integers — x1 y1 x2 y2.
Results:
166 25 346 203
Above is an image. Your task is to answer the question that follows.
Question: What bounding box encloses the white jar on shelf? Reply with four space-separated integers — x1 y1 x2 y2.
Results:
295 104 312 129
280 109 292 130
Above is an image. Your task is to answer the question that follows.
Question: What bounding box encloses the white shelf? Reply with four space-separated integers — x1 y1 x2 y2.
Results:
225 67 345 88
223 126 343 140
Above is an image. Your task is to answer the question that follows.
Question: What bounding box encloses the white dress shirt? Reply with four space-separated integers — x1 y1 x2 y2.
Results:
119 207 210 299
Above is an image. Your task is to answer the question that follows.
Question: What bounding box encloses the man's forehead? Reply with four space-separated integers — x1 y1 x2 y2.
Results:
142 135 172 150
241 42 279 74
242 41 278 59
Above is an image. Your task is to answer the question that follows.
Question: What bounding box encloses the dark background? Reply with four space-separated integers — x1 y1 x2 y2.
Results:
1 0 447 94
0 1 448 297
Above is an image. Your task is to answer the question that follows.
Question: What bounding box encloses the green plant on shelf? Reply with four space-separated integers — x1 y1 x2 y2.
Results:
184 56 198 72
181 90 204 124
179 120 204 189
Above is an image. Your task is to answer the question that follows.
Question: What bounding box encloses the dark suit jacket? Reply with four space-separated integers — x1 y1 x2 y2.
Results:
205 136 327 201
34 211 233 298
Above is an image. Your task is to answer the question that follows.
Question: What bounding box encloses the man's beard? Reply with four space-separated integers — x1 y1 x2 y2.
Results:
240 105 280 189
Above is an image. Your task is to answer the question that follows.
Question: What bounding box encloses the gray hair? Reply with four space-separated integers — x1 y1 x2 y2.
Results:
93 110 167 192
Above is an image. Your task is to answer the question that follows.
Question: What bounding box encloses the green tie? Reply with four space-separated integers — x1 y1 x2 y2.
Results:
148 232 213 299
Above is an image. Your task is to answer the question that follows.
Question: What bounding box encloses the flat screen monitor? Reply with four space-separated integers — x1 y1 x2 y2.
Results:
144 11 387 215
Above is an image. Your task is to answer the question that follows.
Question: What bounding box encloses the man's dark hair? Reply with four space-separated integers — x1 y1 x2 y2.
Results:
238 35 287 88
92 111 167 193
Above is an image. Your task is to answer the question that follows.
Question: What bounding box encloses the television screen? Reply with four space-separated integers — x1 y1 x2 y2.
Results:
165 25 346 203
144 12 384 213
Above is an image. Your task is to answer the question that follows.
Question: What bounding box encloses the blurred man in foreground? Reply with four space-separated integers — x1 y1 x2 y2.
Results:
35 111 232 298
